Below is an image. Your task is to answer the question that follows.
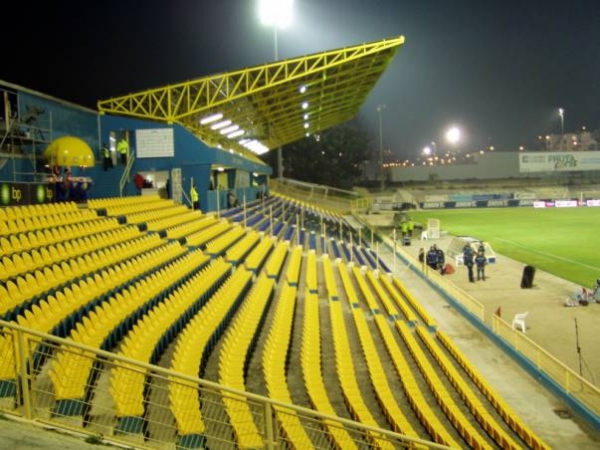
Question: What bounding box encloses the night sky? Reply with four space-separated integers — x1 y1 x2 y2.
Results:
4 0 599 160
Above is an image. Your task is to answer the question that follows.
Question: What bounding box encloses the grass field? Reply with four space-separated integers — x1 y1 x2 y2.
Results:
409 207 600 288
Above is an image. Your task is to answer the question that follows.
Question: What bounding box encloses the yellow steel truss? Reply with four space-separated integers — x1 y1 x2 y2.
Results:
97 36 405 159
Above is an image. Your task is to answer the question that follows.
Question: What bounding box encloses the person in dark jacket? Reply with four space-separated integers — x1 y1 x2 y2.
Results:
463 245 475 282
475 250 487 281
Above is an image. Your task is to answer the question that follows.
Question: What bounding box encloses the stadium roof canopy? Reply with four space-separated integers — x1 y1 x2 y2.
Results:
97 36 405 163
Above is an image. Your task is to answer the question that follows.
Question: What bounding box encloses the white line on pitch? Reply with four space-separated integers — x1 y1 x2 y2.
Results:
495 238 600 272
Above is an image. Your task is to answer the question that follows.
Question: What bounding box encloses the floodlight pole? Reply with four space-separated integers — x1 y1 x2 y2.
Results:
273 28 284 179
377 104 386 192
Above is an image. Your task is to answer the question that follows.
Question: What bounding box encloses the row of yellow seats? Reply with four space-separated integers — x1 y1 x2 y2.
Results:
120 203 188 225
304 251 318 293
378 275 418 325
371 313 459 447
145 209 203 232
184 220 231 248
204 225 245 256
392 277 437 330
327 290 393 450
284 245 303 286
100 197 172 216
265 240 289 279
416 326 523 449
364 270 400 318
1 235 164 316
49 247 206 402
321 255 339 300
434 330 549 450
0 243 181 384
242 236 273 273
262 283 314 448
396 322 492 449
0 225 142 281
350 266 380 311
340 265 417 444
111 256 229 420
0 209 99 235
87 195 163 209
300 289 358 449
224 230 260 265
219 273 274 450
0 216 122 257
169 263 251 438
165 215 217 240
0 201 78 221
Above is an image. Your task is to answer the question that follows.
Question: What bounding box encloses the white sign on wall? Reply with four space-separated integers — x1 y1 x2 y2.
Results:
135 128 174 158
519 151 600 173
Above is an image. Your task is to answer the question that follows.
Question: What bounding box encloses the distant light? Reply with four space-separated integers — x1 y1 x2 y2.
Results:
301 101 309 109
217 167 225 172
423 146 431 156
479 150 484 154
211 120 232 130
489 146 494 151
299 85 307 94
519 146 524 151
259 0 294 29
304 123 309 129
558 107 564 117
303 113 309 120
446 126 461 145
229 149 234 153
200 112 223 125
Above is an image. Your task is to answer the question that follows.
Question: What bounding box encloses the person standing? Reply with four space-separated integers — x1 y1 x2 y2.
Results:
190 183 200 210
426 245 438 270
436 246 446 275
117 137 129 165
475 251 487 281
102 143 112 171
463 244 475 282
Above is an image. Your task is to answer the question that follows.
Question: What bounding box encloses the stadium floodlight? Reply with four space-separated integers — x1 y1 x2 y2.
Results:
258 0 294 29
446 126 461 145
210 120 232 130
200 112 223 125
228 129 245 139
220 124 239 135
558 108 564 136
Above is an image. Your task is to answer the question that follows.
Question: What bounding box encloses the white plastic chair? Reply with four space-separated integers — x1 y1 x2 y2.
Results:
512 311 529 333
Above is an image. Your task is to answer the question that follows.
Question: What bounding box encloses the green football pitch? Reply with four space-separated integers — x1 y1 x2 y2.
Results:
409 207 600 288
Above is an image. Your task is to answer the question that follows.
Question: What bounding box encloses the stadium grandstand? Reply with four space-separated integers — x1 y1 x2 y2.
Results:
1 36 600 449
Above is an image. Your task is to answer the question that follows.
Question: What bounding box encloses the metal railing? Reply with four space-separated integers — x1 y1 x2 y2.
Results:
271 179 371 214
0 320 448 449
119 152 135 197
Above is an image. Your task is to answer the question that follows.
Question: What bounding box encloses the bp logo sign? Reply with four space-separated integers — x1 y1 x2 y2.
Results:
0 183 9 205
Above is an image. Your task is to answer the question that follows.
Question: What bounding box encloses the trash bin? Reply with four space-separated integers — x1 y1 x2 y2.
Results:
520 265 536 288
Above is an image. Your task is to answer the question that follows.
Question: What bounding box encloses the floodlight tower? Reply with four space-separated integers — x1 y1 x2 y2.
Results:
259 0 294 179
445 126 461 156
376 104 386 191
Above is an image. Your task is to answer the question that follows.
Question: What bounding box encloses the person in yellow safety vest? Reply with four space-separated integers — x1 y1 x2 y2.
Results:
117 138 129 165
190 183 200 210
